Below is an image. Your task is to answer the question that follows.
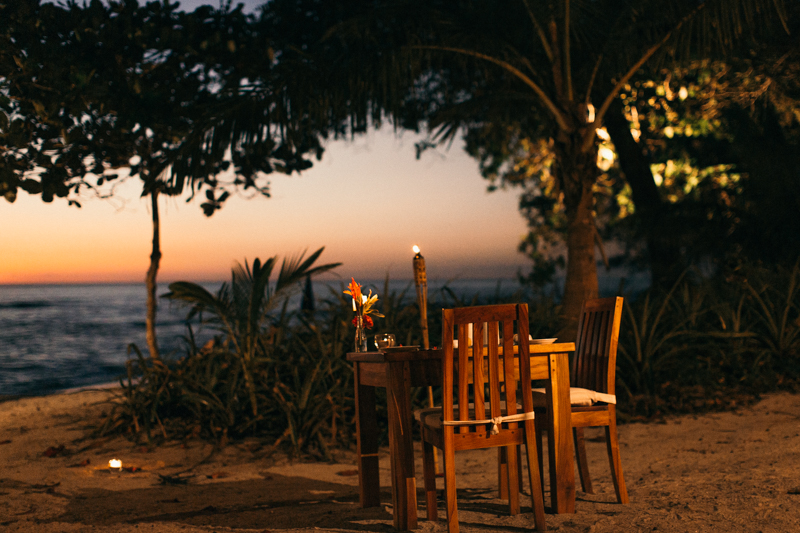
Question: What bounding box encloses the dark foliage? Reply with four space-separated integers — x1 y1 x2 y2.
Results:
97 256 799 455
617 262 800 420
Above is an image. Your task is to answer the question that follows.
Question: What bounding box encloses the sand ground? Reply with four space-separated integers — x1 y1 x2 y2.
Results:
1 389 799 533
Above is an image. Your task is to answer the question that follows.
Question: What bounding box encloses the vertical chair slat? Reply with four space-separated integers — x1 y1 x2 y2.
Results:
517 304 532 407
576 309 593 389
502 320 517 419
588 311 601 391
442 309 455 426
590 310 603 390
487 321 502 421
592 310 605 389
577 311 590 390
580 309 596 388
607 297 624 395
591 311 603 392
597 310 610 392
458 323 470 433
473 321 486 436
572 311 585 387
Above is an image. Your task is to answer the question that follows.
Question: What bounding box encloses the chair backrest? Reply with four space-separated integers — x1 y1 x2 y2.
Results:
441 304 534 435
572 297 624 395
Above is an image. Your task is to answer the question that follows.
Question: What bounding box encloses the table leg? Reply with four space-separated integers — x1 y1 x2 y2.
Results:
546 353 576 513
386 360 418 530
354 362 380 508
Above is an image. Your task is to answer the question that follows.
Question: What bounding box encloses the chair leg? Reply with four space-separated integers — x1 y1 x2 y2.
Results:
422 438 438 521
535 419 545 496
573 427 594 494
498 447 509 499
523 422 546 532
506 445 520 515
605 408 629 504
443 434 459 533
497 446 525 501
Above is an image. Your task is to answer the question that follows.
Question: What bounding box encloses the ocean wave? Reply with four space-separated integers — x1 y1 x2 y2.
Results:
0 301 52 309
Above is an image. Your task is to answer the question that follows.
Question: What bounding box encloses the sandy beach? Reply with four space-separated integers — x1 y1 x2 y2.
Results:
1 388 799 533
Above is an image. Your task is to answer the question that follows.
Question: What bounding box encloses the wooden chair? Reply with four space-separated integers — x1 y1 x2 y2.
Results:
418 304 546 533
533 296 629 504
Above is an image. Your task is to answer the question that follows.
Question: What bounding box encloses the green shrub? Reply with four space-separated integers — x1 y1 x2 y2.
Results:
96 249 341 455
615 262 800 419
98 255 800 453
616 274 700 416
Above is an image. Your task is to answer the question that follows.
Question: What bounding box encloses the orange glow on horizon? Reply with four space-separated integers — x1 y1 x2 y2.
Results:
2 130 528 285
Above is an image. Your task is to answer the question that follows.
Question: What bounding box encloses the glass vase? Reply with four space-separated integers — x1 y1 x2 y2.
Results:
354 315 368 352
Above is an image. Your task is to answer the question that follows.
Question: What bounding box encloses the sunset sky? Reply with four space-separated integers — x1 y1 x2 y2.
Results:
2 129 529 285
1 1 529 285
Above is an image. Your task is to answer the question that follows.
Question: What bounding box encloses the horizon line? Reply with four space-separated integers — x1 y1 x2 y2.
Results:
0 275 524 288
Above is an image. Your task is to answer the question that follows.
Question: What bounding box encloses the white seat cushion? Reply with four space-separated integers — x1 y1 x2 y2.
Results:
531 387 616 407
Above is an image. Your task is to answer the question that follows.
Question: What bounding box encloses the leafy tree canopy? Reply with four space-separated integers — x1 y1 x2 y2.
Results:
270 0 790 331
0 0 333 209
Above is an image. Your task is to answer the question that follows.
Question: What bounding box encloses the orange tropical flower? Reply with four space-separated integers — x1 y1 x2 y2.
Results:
344 277 384 324
344 277 362 304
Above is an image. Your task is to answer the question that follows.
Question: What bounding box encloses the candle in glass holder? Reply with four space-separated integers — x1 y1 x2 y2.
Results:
109 459 122 472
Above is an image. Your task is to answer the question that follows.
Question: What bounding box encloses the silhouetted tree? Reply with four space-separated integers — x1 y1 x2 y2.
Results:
1 0 328 358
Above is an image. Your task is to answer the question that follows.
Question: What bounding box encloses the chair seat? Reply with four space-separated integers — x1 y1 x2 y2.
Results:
415 406 444 428
415 402 527 431
531 387 616 407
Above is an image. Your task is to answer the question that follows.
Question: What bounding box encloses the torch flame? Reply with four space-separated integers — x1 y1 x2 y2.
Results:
412 245 420 254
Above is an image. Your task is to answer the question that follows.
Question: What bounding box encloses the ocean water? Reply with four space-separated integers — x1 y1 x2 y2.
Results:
0 284 194 397
0 279 523 397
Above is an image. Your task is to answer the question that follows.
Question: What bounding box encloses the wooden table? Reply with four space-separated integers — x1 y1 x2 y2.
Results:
348 343 576 531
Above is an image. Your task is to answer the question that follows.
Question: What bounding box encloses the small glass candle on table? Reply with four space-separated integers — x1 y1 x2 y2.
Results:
374 333 396 350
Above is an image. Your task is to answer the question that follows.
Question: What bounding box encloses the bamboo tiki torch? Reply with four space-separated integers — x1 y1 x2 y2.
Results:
413 245 439 473
412 245 430 350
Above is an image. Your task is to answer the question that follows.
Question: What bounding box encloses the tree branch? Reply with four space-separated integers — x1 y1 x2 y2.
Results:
585 3 707 153
521 0 553 63
564 0 572 103
412 45 571 132
584 54 603 105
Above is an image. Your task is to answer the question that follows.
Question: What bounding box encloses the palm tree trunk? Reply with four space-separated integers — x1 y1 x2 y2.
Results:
560 185 599 339
555 134 599 340
145 188 161 360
